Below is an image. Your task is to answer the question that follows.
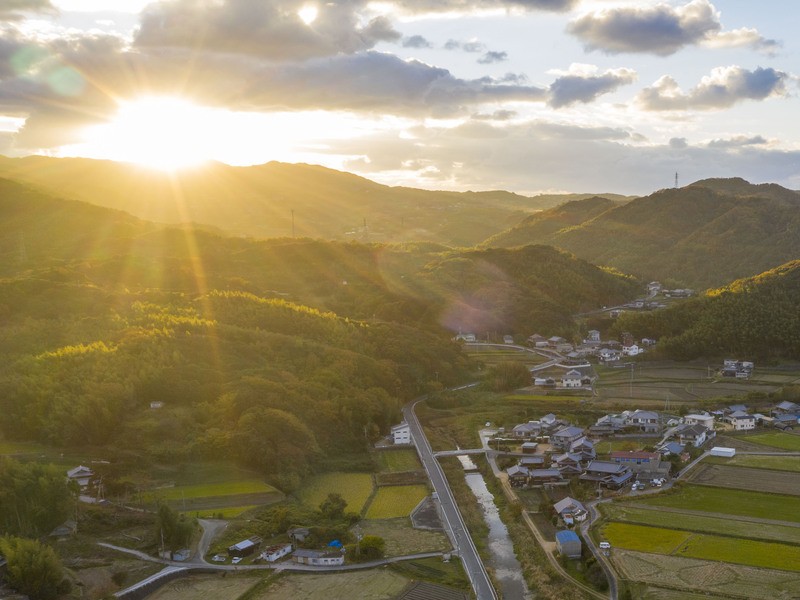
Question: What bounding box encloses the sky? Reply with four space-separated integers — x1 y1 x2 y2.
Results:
0 0 798 195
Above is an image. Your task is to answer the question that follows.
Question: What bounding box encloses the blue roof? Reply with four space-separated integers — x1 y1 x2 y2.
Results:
555 530 580 543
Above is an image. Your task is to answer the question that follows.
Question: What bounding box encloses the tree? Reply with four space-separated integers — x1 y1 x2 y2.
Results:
156 503 195 555
358 535 385 559
319 493 347 520
0 536 69 600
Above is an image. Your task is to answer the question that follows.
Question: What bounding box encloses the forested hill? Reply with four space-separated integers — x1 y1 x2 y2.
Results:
0 179 638 488
614 260 800 360
485 178 800 289
0 155 627 247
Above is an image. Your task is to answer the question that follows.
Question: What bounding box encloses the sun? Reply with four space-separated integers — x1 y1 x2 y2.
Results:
77 97 216 171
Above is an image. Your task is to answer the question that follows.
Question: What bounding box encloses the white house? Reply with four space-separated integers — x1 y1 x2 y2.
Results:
454 333 476 342
66 465 94 489
261 543 293 562
626 410 660 433
676 424 709 448
726 411 755 431
622 344 642 356
503 335 514 344
684 413 715 430
292 549 345 566
391 422 412 445
561 369 583 388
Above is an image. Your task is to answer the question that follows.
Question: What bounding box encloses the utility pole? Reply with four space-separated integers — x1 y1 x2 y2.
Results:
674 172 679 188
291 209 295 238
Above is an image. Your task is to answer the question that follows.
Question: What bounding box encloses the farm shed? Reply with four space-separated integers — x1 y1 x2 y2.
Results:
710 447 736 458
555 530 582 558
228 536 262 557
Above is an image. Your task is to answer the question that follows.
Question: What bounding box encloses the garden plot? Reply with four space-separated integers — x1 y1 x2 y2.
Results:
687 464 800 496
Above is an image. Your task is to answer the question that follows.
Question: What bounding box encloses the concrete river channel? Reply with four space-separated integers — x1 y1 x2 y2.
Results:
458 456 532 599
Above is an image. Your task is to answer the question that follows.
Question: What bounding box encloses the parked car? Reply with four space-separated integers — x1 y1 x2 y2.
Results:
231 557 243 564
599 541 611 549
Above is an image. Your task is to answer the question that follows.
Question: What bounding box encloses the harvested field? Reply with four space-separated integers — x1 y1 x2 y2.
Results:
365 485 429 519
146 574 259 600
253 569 409 600
359 519 449 556
687 463 800 496
296 472 374 514
637 484 800 523
705 454 800 472
612 550 800 600
602 504 800 545
377 449 422 473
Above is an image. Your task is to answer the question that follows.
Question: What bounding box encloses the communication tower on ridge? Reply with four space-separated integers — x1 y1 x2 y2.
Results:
674 172 679 188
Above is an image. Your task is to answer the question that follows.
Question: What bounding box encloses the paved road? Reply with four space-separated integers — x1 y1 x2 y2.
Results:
403 397 498 600
580 502 618 600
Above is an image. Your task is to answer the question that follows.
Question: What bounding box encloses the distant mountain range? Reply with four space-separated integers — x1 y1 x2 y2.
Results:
0 156 628 247
486 178 800 289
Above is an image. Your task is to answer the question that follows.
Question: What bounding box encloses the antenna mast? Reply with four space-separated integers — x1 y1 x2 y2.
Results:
674 172 679 188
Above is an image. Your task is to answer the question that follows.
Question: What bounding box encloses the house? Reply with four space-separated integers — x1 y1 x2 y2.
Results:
528 334 549 348
579 460 634 488
529 469 564 484
261 543 293 562
503 335 514 344
519 456 545 468
675 424 709 448
548 336 567 347
507 465 530 487
228 536 262 558
555 530 582 558
610 451 661 472
512 421 542 438
49 520 77 538
648 281 662 294
598 348 621 363
658 441 685 456
541 413 559 429
561 369 583 388
569 437 596 462
66 465 94 489
622 344 642 356
551 426 585 450
725 410 755 431
626 410 660 433
553 497 588 525
391 422 412 445
454 333 476 342
773 401 799 416
551 453 583 476
684 413 715 430
586 330 601 343
521 442 539 454
292 548 345 566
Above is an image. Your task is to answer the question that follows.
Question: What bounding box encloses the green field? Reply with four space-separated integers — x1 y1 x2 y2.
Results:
678 534 800 572
296 472 375 514
157 479 278 500
188 505 260 518
376 450 421 473
601 505 800 545
742 432 800 451
365 485 429 519
0 440 49 455
705 454 800 472
637 485 800 523
601 523 690 554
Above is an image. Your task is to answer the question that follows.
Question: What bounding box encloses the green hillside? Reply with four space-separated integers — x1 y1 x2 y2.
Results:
486 179 800 289
614 261 800 360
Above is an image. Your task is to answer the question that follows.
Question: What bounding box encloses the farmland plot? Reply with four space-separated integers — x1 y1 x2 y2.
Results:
358 519 450 556
377 449 421 473
365 485 429 519
146 574 259 600
744 432 800 451
705 454 800 472
688 464 800 496
612 550 800 600
252 570 410 600
296 472 374 514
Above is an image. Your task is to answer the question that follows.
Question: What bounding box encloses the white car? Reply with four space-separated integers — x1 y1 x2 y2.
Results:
231 557 243 564
599 541 611 549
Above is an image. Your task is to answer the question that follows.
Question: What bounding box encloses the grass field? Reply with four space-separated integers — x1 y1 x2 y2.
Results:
0 440 48 455
156 480 278 500
595 440 647 454
365 485 429 519
601 504 800 545
601 523 690 554
705 454 800 472
636 485 800 523
687 464 800 495
146 574 259 600
296 472 374 514
358 519 450 556
742 432 800 451
255 569 410 600
376 449 421 473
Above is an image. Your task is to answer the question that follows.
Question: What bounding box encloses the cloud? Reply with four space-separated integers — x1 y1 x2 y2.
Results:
403 35 433 49
445 39 485 53
1 0 55 20
704 28 780 54
477 51 507 64
706 135 767 148
390 0 578 14
135 0 401 60
472 109 517 121
669 137 688 149
239 52 547 116
547 65 636 108
568 0 722 56
637 66 789 111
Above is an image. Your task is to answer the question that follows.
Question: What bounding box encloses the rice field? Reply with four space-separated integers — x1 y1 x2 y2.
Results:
376 449 421 473
156 479 278 500
687 463 800 496
601 522 690 554
742 432 800 451
705 454 800 472
296 472 375 514
365 485 429 519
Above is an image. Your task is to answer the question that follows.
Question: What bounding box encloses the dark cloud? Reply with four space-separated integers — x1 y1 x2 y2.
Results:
240 51 547 115
135 0 400 60
637 66 789 111
567 0 720 56
477 51 507 64
402 35 433 49
547 67 636 108
444 39 485 52
707 135 767 148
669 137 688 149
0 0 55 20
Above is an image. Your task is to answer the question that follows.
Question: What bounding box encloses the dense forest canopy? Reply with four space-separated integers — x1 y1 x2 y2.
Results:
614 260 800 360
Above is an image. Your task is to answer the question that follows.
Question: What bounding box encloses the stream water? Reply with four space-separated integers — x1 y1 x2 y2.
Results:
464 472 532 600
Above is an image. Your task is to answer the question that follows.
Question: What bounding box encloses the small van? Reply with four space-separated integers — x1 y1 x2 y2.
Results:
599 541 611 549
